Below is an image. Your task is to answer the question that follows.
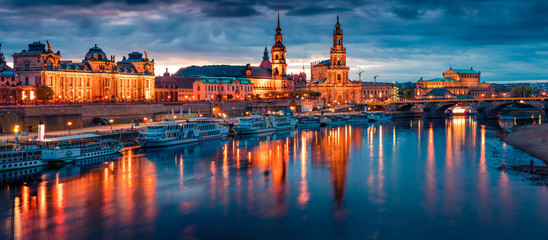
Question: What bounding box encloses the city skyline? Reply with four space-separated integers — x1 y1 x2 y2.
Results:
1 0 547 82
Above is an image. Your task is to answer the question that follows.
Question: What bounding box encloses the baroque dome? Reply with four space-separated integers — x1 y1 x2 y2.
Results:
84 44 107 62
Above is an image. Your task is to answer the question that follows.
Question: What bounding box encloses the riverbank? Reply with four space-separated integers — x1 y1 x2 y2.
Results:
502 124 548 165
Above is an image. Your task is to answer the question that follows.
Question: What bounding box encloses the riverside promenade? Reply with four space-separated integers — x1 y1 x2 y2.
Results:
0 123 136 144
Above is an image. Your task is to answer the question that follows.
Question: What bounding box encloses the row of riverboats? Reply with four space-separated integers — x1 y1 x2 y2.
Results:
296 111 392 128
0 111 391 172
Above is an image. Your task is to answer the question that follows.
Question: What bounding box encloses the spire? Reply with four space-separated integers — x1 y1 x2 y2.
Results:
277 8 280 29
335 13 341 29
263 46 269 61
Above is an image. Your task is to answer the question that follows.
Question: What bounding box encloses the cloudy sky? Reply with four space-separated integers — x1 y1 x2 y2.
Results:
1 0 547 82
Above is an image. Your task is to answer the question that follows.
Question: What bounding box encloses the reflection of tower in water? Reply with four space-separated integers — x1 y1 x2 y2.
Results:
313 126 360 209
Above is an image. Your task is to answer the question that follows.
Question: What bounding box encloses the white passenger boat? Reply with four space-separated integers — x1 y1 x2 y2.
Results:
297 116 321 128
366 111 392 121
271 114 297 130
347 113 369 123
137 119 229 148
31 134 123 166
321 115 348 127
233 115 276 135
0 149 46 172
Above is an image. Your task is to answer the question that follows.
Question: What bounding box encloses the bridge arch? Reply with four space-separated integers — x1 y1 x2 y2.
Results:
396 104 416 112
486 101 544 118
368 105 387 112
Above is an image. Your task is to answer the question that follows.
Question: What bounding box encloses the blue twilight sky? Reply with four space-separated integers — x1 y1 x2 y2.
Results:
0 0 547 83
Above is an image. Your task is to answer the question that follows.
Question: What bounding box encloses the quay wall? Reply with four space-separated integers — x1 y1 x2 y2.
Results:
0 99 324 131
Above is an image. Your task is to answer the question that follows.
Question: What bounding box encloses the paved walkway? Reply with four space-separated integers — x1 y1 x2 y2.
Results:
1 123 139 143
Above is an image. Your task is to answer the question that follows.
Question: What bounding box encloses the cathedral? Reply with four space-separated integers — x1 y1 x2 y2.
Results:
174 11 291 97
298 15 362 104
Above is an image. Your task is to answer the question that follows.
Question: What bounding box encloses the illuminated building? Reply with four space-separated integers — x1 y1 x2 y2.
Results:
287 65 306 87
415 67 494 99
174 11 290 97
0 43 29 104
193 76 253 101
298 15 362 104
12 41 155 102
361 82 393 102
155 68 178 101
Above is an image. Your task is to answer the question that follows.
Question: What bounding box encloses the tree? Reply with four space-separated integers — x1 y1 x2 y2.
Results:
403 89 414 100
227 94 233 100
510 85 533 97
36 85 54 105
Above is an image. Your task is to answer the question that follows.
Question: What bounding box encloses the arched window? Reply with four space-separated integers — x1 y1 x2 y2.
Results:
337 74 341 81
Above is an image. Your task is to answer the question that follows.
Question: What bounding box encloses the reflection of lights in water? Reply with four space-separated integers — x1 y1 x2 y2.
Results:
298 134 309 208
480 125 486 173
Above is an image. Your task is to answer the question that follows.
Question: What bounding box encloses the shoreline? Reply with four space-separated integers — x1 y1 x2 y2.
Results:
502 124 548 165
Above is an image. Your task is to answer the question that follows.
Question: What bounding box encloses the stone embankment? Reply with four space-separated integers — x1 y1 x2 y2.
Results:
0 99 323 131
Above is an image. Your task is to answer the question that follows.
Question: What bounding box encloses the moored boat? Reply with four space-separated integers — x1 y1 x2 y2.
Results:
137 119 229 148
347 113 369 123
31 134 123 165
366 111 392 122
233 115 276 135
0 149 46 172
297 116 321 128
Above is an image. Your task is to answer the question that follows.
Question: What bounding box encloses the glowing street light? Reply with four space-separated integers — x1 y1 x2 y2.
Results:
67 121 72 135
14 125 20 151
109 119 114 132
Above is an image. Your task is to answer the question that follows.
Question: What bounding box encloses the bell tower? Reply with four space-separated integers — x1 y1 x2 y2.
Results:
271 9 287 79
327 14 349 84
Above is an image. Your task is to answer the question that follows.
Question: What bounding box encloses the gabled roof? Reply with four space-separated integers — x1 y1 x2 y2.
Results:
175 65 272 78
194 76 253 85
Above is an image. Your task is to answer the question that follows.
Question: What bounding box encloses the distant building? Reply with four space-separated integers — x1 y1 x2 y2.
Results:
0 43 26 104
12 41 155 102
361 82 393 102
287 65 307 87
174 11 291 97
193 76 253 101
298 15 362 104
422 88 455 100
415 67 494 99
155 68 178 101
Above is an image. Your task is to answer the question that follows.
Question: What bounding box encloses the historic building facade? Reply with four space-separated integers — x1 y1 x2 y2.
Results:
193 76 253 101
298 15 362 104
415 67 494 99
174 11 290 97
0 43 28 104
361 82 393 102
12 41 155 102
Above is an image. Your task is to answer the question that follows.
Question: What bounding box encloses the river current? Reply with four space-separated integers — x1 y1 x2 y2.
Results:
1 117 547 239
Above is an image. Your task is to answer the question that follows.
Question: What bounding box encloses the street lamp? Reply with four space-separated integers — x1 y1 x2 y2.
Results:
14 125 20 151
67 121 72 135
109 119 114 132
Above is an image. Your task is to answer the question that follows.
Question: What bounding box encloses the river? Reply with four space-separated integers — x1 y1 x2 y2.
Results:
0 117 547 239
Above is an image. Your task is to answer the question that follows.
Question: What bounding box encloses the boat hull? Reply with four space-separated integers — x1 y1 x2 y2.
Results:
138 135 227 148
0 160 47 172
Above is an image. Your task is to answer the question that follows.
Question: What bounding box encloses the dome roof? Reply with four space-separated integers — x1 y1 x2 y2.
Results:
0 70 18 78
84 44 107 62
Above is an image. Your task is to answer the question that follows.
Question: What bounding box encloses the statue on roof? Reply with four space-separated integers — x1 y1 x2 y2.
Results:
144 50 148 60
46 40 52 52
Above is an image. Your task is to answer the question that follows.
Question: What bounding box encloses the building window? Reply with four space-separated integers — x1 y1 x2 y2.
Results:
197 86 200 91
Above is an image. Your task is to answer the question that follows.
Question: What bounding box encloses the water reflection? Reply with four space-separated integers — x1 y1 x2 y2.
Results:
1 119 547 239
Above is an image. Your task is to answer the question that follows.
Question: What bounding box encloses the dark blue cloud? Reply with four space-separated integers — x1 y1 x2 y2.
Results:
0 0 547 82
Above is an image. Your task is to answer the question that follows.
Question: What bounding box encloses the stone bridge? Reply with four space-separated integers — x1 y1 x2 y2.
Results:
362 98 548 118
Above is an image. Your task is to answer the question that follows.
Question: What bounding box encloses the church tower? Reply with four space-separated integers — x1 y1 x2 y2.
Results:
271 9 287 79
327 14 349 84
